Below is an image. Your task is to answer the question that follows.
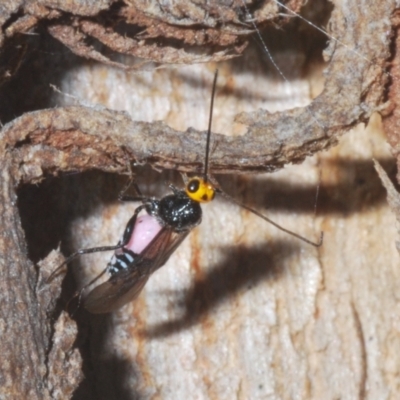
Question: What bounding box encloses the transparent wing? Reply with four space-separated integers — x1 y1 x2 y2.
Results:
84 265 151 314
84 227 190 313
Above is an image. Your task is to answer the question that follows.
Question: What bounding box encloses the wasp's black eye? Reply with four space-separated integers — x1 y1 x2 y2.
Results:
187 179 200 193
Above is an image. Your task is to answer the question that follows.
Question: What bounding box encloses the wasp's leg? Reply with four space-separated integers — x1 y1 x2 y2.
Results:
47 204 148 282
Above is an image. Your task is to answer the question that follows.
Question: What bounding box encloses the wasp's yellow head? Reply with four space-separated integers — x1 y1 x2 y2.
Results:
185 177 216 203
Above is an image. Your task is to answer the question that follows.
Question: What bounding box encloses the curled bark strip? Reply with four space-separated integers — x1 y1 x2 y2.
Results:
2 106 274 184
46 24 144 70
2 0 395 183
1 0 395 184
0 104 344 185
3 107 130 183
120 7 243 46
1 1 298 69
48 20 244 69
2 2 393 179
236 0 393 160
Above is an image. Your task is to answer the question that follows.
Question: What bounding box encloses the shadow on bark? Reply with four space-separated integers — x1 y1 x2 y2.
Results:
142 241 297 338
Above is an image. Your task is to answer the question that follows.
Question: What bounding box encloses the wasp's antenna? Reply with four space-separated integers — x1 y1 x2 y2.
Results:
203 69 219 183
216 188 323 247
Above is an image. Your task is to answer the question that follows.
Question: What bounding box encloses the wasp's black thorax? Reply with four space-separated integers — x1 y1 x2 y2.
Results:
147 190 202 232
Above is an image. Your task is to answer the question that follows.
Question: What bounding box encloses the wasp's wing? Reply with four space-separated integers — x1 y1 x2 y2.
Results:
84 265 151 314
84 227 190 313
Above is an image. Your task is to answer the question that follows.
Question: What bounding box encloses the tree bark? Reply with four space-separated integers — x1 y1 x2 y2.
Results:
0 0 398 399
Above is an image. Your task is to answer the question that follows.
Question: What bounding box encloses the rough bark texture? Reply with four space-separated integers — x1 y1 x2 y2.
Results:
0 0 398 399
383 9 400 182
0 153 49 398
0 0 393 174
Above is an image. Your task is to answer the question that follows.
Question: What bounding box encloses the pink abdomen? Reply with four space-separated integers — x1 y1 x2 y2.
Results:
125 214 163 254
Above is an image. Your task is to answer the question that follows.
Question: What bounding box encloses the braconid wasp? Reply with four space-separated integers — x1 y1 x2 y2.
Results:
48 70 323 314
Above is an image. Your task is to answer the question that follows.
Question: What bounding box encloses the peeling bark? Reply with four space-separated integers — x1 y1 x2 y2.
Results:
0 0 398 398
1 1 393 175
